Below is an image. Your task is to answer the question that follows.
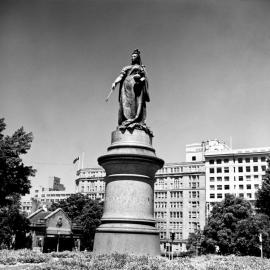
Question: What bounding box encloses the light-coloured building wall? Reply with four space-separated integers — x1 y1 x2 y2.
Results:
155 162 205 252
204 148 270 205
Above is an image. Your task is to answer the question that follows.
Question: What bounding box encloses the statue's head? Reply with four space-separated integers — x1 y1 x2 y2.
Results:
131 49 142 65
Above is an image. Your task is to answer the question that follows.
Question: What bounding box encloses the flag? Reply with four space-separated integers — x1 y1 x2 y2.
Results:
73 156 79 164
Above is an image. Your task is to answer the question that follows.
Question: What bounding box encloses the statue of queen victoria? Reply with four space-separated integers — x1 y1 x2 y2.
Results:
106 49 151 135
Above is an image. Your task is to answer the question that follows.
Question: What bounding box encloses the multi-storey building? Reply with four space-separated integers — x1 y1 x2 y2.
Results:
75 161 206 252
74 139 270 253
21 177 74 215
204 146 270 205
75 167 105 200
154 162 205 252
48 176 65 191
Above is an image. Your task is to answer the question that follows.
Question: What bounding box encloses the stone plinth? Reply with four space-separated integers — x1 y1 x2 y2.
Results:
93 128 164 255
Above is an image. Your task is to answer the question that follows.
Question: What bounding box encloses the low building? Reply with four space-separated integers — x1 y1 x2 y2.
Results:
28 208 82 252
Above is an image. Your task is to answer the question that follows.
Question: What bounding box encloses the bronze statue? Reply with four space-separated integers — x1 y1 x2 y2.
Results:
106 49 150 133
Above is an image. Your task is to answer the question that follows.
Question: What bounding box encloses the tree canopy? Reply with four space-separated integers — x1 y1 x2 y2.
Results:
0 118 35 249
256 156 270 217
0 118 35 207
201 194 263 256
50 193 103 250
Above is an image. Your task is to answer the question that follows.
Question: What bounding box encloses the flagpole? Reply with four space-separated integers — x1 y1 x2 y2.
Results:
81 152 85 169
77 156 80 171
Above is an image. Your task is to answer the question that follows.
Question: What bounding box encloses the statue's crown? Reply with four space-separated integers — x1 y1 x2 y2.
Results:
132 49 140 55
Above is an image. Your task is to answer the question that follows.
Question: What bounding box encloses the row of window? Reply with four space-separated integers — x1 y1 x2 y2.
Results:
209 184 259 191
209 165 265 174
160 232 182 240
81 185 104 192
158 165 202 175
155 211 184 219
210 175 260 182
209 192 254 199
209 156 266 164
156 222 183 230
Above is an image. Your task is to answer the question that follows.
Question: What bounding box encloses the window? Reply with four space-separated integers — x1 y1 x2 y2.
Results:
246 175 251 181
254 184 259 189
239 193 244 198
238 158 243 163
245 158 250 163
209 160 214 164
217 193 222 199
239 185 243 190
262 166 266 171
246 166 250 172
217 159 222 164
192 156 196 161
210 177 215 182
217 177 222 181
224 185 230 190
254 166 258 172
224 159 229 163
254 175 259 179
246 184 251 190
261 157 266 162
210 168 215 174
210 185 215 190
224 167 229 173
239 176 243 181
238 167 243 173
210 194 215 199
224 176 229 181
253 157 258 162
217 185 222 190
247 193 252 199
217 167 222 173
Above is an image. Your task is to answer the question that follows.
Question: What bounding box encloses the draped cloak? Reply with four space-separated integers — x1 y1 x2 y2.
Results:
117 64 149 126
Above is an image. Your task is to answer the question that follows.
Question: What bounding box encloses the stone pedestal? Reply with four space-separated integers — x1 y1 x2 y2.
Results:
93 128 164 255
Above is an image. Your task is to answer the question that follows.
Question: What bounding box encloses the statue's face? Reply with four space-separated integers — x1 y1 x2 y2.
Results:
131 53 139 64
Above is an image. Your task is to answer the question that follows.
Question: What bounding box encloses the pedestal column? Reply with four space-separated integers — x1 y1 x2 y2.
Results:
93 128 164 255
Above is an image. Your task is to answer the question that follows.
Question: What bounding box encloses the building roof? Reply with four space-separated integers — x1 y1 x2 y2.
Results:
28 208 53 223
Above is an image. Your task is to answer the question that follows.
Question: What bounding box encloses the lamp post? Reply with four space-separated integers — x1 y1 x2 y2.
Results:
259 233 263 258
57 231 60 252
195 224 201 256
170 231 175 260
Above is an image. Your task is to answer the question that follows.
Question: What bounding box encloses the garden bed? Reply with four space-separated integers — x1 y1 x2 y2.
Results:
0 250 270 270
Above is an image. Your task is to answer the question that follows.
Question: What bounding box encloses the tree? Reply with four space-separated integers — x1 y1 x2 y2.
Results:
0 118 35 249
256 156 270 217
0 118 36 206
201 194 253 255
50 193 103 250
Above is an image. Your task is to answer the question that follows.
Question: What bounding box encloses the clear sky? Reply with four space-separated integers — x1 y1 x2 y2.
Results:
1 0 270 191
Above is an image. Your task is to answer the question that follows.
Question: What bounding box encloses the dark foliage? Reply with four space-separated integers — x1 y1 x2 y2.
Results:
0 118 35 249
0 118 36 207
201 194 270 257
256 156 270 217
50 193 103 250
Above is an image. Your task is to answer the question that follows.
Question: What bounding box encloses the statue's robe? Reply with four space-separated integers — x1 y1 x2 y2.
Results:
118 64 149 126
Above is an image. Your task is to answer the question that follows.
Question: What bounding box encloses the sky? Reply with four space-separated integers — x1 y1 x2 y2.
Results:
1 0 270 191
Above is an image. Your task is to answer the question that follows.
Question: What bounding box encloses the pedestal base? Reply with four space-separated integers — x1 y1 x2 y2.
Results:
94 230 160 255
93 128 164 255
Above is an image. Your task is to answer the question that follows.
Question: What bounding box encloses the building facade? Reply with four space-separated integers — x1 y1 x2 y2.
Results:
21 177 74 215
74 140 269 253
75 161 206 252
154 162 205 253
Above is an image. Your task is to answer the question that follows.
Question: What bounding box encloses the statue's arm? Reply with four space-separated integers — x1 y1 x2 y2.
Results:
105 72 124 102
